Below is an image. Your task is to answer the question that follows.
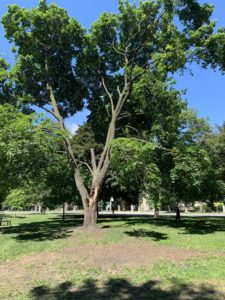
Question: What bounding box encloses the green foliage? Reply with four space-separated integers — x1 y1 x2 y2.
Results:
0 58 14 105
0 104 61 201
200 124 225 202
111 137 162 207
144 163 162 208
176 0 214 30
43 152 81 208
213 201 223 212
199 27 225 73
3 188 29 211
178 109 211 144
2 1 85 115
72 124 103 162
170 145 211 201
81 0 215 142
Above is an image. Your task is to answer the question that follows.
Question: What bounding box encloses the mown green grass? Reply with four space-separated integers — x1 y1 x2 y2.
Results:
1 213 225 299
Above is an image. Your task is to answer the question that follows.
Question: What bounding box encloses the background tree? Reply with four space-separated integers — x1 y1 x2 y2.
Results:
201 124 225 209
0 57 14 105
3 188 29 215
0 104 62 209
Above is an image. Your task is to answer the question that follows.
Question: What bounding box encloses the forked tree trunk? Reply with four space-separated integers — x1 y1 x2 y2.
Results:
45 62 130 228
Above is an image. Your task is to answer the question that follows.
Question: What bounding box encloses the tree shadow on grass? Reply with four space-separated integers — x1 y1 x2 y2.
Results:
148 217 225 235
97 215 225 235
124 229 168 241
30 278 223 300
0 215 83 242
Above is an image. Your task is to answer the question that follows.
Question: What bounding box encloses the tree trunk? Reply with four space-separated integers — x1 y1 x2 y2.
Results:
175 206 181 222
82 187 99 227
62 203 65 222
83 201 97 227
154 206 159 218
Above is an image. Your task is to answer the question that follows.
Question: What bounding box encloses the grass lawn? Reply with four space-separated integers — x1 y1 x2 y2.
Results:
0 213 225 299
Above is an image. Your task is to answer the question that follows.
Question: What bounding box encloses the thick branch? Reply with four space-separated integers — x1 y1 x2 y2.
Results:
102 77 115 114
78 160 93 175
34 104 57 120
44 60 88 205
96 118 116 176
90 148 97 173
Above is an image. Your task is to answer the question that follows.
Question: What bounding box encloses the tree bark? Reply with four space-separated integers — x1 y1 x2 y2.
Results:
83 202 97 227
62 203 65 222
175 206 181 222
154 206 159 218
83 189 98 227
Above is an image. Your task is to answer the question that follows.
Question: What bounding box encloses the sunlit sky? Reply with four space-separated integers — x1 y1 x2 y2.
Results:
0 0 224 132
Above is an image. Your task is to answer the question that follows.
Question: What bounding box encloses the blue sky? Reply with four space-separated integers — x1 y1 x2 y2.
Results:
0 0 224 132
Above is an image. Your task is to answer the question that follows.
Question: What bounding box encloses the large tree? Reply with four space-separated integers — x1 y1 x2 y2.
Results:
200 124 225 207
2 0 215 226
0 104 59 206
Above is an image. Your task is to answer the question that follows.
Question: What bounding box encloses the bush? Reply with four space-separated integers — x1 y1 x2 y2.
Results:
213 201 223 212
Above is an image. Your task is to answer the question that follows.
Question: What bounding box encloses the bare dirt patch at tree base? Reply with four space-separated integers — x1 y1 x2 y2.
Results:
0 241 201 287
65 240 201 268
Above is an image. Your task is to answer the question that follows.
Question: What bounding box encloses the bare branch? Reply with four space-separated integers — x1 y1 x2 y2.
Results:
129 137 172 153
43 58 90 207
117 85 122 97
115 83 131 116
102 77 115 114
112 42 125 56
96 118 116 175
78 160 93 175
34 103 58 120
125 125 140 134
118 112 131 121
125 24 142 47
90 148 97 173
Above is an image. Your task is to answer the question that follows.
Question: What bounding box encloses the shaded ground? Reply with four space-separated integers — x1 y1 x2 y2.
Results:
1 213 225 241
99 214 225 235
31 279 224 300
0 215 83 241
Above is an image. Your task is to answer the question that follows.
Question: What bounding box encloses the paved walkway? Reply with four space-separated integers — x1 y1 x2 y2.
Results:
98 211 225 218
1 210 225 218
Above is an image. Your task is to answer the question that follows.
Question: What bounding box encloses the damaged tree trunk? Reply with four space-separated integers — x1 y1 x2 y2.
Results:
83 188 98 227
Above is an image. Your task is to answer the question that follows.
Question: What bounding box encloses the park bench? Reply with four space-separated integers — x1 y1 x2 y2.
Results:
0 217 11 226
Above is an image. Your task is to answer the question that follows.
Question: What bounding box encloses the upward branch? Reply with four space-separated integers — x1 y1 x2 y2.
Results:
102 77 115 114
45 60 88 203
